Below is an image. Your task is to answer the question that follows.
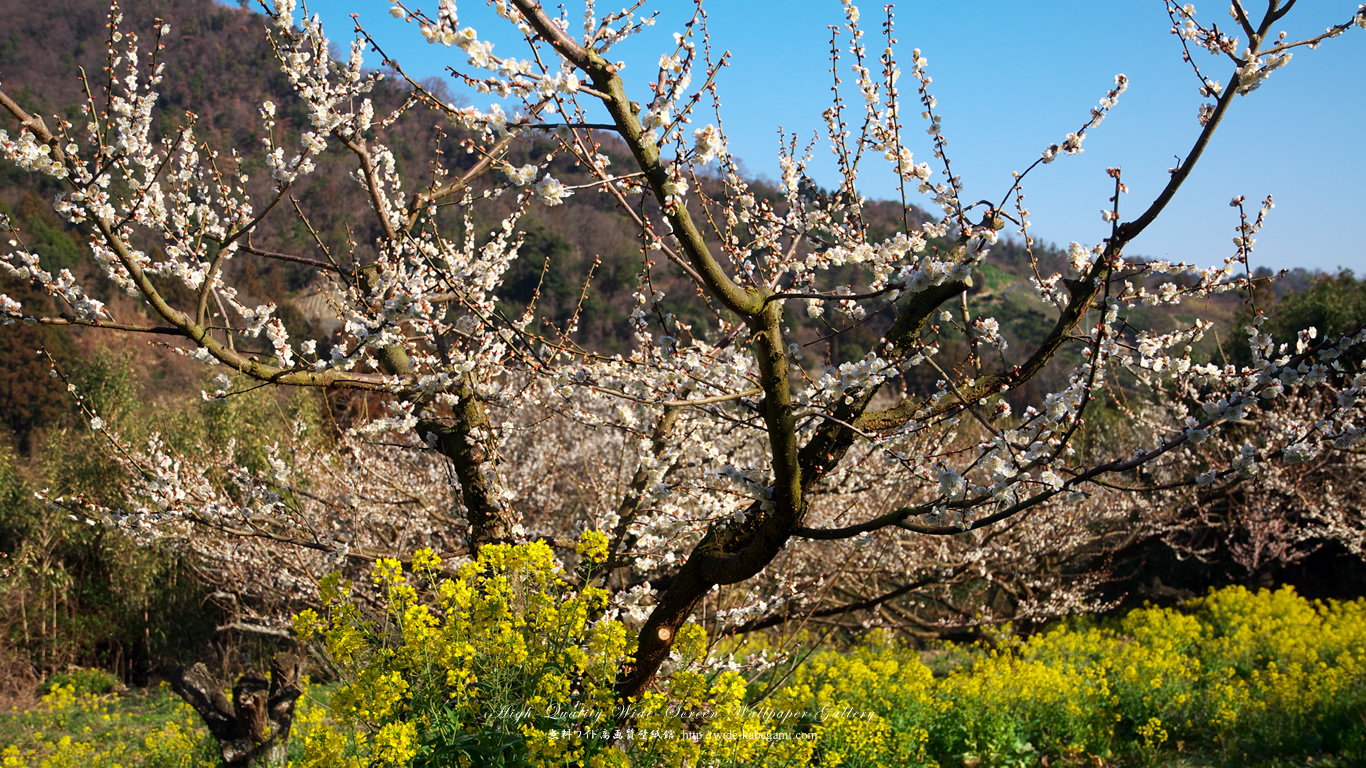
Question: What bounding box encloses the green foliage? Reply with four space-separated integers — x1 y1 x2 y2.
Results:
9 194 84 275
1270 270 1366 338
1265 270 1366 367
0 351 332 683
0 271 76 451
0 442 28 546
2 352 211 673
973 263 1014 294
38 668 119 696
0 682 218 768
72 350 137 434
498 217 576 321
1234 270 1366 369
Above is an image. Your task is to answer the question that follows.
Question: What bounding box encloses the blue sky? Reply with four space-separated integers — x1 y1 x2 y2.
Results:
292 1 1364 274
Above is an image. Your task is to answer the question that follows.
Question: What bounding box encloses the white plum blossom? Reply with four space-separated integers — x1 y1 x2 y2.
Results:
533 174 572 205
692 124 723 164
504 162 538 186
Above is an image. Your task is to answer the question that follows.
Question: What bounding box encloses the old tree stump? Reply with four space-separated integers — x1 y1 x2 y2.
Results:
169 654 303 767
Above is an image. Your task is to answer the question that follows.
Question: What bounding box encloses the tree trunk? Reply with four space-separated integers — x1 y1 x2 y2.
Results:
169 653 303 767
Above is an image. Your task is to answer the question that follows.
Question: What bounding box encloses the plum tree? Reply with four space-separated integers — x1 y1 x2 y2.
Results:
1 0 1363 701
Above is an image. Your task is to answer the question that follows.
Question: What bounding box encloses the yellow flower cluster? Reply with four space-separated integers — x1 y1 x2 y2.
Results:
575 530 611 564
4 574 1363 767
298 536 914 767
921 585 1366 765
294 540 1366 768
295 535 639 767
764 632 936 767
0 682 216 768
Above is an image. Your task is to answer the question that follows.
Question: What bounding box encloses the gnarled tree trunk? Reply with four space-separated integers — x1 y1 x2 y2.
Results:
169 653 303 767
